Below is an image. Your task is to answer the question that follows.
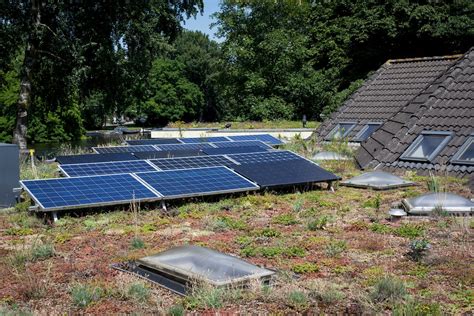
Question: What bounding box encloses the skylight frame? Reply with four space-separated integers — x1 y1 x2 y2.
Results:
324 122 356 140
451 134 474 165
400 131 453 162
353 122 382 142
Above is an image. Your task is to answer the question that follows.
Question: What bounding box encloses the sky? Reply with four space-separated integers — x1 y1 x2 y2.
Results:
182 0 222 42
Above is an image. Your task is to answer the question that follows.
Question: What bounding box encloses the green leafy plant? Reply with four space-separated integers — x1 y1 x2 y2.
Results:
287 290 309 310
70 284 103 308
292 262 319 274
126 282 150 303
272 213 299 225
407 239 431 262
31 243 54 261
131 237 145 249
395 224 425 239
370 277 406 303
307 215 329 230
325 240 347 257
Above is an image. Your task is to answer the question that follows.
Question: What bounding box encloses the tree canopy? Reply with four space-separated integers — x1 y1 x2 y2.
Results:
0 0 472 145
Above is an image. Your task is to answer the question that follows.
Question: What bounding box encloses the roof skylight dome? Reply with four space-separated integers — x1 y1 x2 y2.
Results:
341 171 414 190
312 151 351 161
113 245 275 295
402 192 474 215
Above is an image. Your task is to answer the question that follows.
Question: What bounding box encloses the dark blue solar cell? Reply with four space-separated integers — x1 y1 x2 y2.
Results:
179 136 230 143
93 145 159 153
228 150 301 164
126 138 180 145
133 150 205 159
149 155 234 170
21 174 160 210
136 167 258 198
56 153 137 164
231 160 340 188
156 143 214 151
60 160 157 177
203 146 269 156
228 134 283 145
212 140 271 149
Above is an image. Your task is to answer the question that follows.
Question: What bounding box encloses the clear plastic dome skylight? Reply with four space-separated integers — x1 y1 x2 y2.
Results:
341 171 414 190
402 192 474 215
312 151 351 161
113 245 275 295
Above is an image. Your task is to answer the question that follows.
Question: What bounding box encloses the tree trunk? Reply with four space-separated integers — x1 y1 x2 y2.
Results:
12 0 41 150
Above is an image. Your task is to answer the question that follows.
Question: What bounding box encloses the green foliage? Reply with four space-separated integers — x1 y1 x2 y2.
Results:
362 194 382 210
260 246 283 258
307 215 330 230
395 224 425 239
292 262 319 274
287 290 309 310
255 228 281 238
126 282 150 303
240 245 257 257
31 243 54 261
272 213 299 225
408 240 431 262
370 223 393 234
70 284 103 308
392 300 441 316
370 277 407 303
167 304 185 316
131 237 145 249
325 240 347 257
185 286 223 310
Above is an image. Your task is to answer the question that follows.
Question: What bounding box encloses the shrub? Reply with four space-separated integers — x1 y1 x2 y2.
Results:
370 277 406 303
272 214 298 225
126 282 150 303
325 240 347 257
167 304 185 316
256 228 281 237
407 239 431 262
307 215 329 230
362 194 382 210
70 284 103 308
370 223 393 234
287 290 309 310
392 300 441 316
292 262 319 274
285 246 306 258
240 246 257 257
185 286 223 309
396 224 425 239
131 237 145 249
260 247 283 258
292 199 304 212
31 243 55 261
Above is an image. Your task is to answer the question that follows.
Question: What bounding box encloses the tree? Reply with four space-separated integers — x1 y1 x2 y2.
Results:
1 0 203 148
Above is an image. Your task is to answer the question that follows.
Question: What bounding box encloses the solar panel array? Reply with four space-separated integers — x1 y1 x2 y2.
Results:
155 143 214 151
126 138 181 145
228 134 284 145
93 145 159 153
22 174 160 211
179 136 230 143
59 160 158 177
22 134 339 212
149 155 234 171
212 140 271 149
135 167 258 198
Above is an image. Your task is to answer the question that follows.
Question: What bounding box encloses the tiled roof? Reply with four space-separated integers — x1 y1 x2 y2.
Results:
357 47 474 176
317 55 460 141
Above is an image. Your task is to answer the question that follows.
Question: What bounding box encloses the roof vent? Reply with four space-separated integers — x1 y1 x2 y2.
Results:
113 245 275 295
402 192 474 215
341 171 415 190
312 151 351 161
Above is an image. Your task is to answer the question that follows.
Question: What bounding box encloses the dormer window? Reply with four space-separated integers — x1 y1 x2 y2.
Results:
400 131 453 162
354 123 381 141
325 122 355 140
451 135 474 165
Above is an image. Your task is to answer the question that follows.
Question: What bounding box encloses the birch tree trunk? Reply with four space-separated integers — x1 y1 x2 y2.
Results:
12 0 40 150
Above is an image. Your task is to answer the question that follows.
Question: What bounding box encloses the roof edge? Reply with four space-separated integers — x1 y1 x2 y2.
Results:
386 54 463 65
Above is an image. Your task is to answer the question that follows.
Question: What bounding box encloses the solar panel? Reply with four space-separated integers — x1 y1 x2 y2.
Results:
231 159 340 188
179 136 230 143
212 140 272 149
56 153 137 164
228 134 284 145
59 160 158 177
149 155 234 170
133 150 205 159
135 167 258 199
21 174 160 211
93 145 159 153
156 143 214 151
228 150 301 164
126 138 180 145
203 146 269 156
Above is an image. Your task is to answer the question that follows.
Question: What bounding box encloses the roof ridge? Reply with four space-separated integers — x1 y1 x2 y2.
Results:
387 54 463 64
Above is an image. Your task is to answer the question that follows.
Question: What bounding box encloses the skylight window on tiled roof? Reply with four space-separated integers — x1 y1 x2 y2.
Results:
325 122 355 140
451 135 474 165
400 131 453 162
354 123 381 142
